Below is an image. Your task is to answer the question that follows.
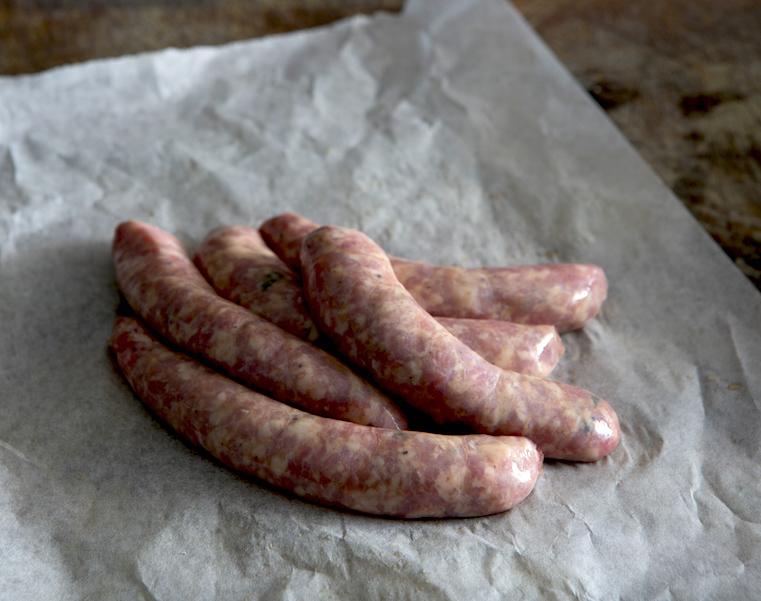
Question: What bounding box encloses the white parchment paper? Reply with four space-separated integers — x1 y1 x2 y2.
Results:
1 0 760 598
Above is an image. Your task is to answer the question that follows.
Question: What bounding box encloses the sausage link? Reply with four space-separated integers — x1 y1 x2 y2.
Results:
393 260 607 333
260 212 607 332
110 316 542 518
194 226 319 341
259 212 318 272
434 318 563 378
112 220 407 429
195 225 563 376
300 226 621 462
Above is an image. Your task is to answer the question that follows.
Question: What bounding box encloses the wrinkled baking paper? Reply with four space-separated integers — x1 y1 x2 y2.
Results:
1 0 759 599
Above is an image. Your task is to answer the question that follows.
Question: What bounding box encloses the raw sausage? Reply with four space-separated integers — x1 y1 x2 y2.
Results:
300 226 621 461
113 220 406 429
110 316 542 518
435 317 562 377
261 212 607 332
113 220 407 429
194 225 319 341
195 225 564 376
260 211 317 272
393 260 607 334
260 212 607 332
301 226 619 461
111 316 541 517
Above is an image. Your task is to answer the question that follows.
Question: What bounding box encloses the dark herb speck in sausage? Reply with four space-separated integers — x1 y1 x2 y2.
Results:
260 271 284 291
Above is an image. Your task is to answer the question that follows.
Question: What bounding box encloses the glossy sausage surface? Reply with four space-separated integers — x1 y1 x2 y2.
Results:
300 226 621 461
260 212 607 332
113 220 407 429
435 317 563 377
110 316 542 518
196 225 563 376
194 225 319 341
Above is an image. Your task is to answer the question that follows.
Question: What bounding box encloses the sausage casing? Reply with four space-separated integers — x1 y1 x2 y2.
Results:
196 225 563 376
110 316 542 518
300 226 621 461
260 212 607 332
113 220 407 429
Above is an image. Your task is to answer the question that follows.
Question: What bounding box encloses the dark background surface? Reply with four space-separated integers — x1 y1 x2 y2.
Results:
2 0 759 288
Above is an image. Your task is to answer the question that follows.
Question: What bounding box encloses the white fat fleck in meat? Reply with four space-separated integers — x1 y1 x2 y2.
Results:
177 363 195 381
268 454 289 478
142 285 158 310
340 436 366 456
434 465 464 502
295 365 326 400
209 398 242 429
207 329 239 367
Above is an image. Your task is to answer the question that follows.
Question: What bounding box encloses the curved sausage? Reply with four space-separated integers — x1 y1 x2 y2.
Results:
434 318 563 378
260 212 317 272
194 225 319 341
195 225 564 376
260 212 607 332
112 220 407 430
110 316 542 518
300 226 620 462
